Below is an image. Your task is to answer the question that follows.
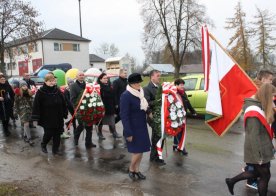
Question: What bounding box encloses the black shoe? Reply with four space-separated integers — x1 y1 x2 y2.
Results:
74 138 78 146
25 138 34 146
28 140 35 146
173 146 177 152
23 136 29 143
179 149 188 156
128 171 136 180
85 143 96 148
41 145 48 154
135 172 146 180
53 151 62 156
112 132 122 139
98 133 106 140
154 158 166 165
4 131 11 137
225 178 234 195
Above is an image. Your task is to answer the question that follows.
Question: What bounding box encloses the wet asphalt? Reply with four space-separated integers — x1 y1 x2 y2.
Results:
0 117 276 196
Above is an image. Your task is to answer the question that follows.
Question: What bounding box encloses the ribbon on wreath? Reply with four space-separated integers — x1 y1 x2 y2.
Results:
86 83 100 95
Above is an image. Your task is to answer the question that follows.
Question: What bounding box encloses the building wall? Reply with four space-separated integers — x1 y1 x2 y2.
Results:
43 40 90 71
4 40 44 76
4 39 91 76
90 62 106 71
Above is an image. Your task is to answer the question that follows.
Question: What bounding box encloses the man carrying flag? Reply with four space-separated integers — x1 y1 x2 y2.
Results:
201 26 257 136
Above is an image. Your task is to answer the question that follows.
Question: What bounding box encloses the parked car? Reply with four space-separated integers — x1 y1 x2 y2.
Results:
182 74 207 114
85 73 119 84
30 76 44 88
8 76 22 88
33 63 72 76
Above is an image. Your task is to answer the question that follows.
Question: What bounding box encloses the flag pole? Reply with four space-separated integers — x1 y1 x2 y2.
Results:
208 31 256 85
208 32 240 66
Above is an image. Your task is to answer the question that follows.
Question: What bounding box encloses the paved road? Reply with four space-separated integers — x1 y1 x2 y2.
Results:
0 117 276 195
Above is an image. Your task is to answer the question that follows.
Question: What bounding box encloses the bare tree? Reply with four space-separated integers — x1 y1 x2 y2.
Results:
0 0 43 73
252 7 276 68
225 2 252 71
138 0 212 78
96 42 119 58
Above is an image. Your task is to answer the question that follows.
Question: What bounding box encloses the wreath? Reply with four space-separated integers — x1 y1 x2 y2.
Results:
152 82 186 137
76 85 105 126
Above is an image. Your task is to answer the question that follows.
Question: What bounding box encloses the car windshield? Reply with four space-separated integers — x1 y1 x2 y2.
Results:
183 78 197 90
31 77 44 83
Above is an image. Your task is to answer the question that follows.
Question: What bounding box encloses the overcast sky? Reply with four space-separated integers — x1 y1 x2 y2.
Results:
28 0 276 65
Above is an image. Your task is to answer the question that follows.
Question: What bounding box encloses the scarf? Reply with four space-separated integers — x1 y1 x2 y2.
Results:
126 85 148 111
177 88 185 95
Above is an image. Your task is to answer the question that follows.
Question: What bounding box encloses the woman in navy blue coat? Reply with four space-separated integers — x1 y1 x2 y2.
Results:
120 73 151 180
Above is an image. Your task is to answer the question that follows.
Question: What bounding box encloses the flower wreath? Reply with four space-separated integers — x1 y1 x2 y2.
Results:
153 82 186 137
76 84 105 126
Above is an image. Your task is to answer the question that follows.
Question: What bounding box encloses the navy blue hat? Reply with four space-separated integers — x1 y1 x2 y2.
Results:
128 73 143 84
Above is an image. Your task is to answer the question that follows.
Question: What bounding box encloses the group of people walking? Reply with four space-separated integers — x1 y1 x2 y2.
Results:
0 68 194 181
1 66 276 192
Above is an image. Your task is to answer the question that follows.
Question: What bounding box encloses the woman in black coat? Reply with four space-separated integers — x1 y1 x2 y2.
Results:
32 73 67 155
97 73 121 140
0 75 14 136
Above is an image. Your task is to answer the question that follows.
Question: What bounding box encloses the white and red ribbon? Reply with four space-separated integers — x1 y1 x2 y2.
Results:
244 105 273 140
156 82 186 159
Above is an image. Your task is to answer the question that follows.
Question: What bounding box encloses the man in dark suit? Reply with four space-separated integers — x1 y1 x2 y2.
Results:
113 69 128 124
23 73 36 89
70 71 96 148
143 70 166 165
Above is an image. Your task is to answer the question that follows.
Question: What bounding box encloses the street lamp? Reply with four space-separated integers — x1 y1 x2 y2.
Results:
78 0 82 37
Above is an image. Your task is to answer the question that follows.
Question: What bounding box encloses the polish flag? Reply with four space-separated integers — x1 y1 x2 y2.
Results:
203 30 257 136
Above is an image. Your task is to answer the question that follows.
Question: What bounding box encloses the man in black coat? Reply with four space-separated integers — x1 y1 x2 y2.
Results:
143 70 166 165
113 69 127 123
70 71 96 148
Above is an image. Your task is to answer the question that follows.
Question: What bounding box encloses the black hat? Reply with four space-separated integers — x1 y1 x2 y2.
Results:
128 73 143 84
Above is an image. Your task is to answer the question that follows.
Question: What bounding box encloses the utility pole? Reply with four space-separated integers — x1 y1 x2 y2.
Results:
78 0 83 37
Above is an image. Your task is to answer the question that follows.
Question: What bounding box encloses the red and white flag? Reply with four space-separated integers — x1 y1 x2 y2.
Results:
203 28 257 136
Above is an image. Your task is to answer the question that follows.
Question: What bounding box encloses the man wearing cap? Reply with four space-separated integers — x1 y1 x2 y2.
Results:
143 70 166 165
70 71 96 148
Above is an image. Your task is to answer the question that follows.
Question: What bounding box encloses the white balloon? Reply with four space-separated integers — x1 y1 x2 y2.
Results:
85 68 102 75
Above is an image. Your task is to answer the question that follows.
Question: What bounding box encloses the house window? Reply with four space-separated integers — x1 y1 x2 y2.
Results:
54 43 59 51
7 62 16 70
28 43 38 53
21 46 28 54
73 44 80 51
54 43 62 51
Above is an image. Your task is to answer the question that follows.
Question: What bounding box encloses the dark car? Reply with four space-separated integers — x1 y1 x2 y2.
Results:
33 63 72 76
30 76 44 87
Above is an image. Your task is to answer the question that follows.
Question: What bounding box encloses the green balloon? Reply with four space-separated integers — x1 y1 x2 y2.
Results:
53 69 66 87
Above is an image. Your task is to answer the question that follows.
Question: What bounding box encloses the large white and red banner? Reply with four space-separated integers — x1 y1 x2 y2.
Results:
203 28 257 136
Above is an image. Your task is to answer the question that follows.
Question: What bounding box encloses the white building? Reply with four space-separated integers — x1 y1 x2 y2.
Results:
89 54 105 71
105 56 131 75
4 28 91 76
